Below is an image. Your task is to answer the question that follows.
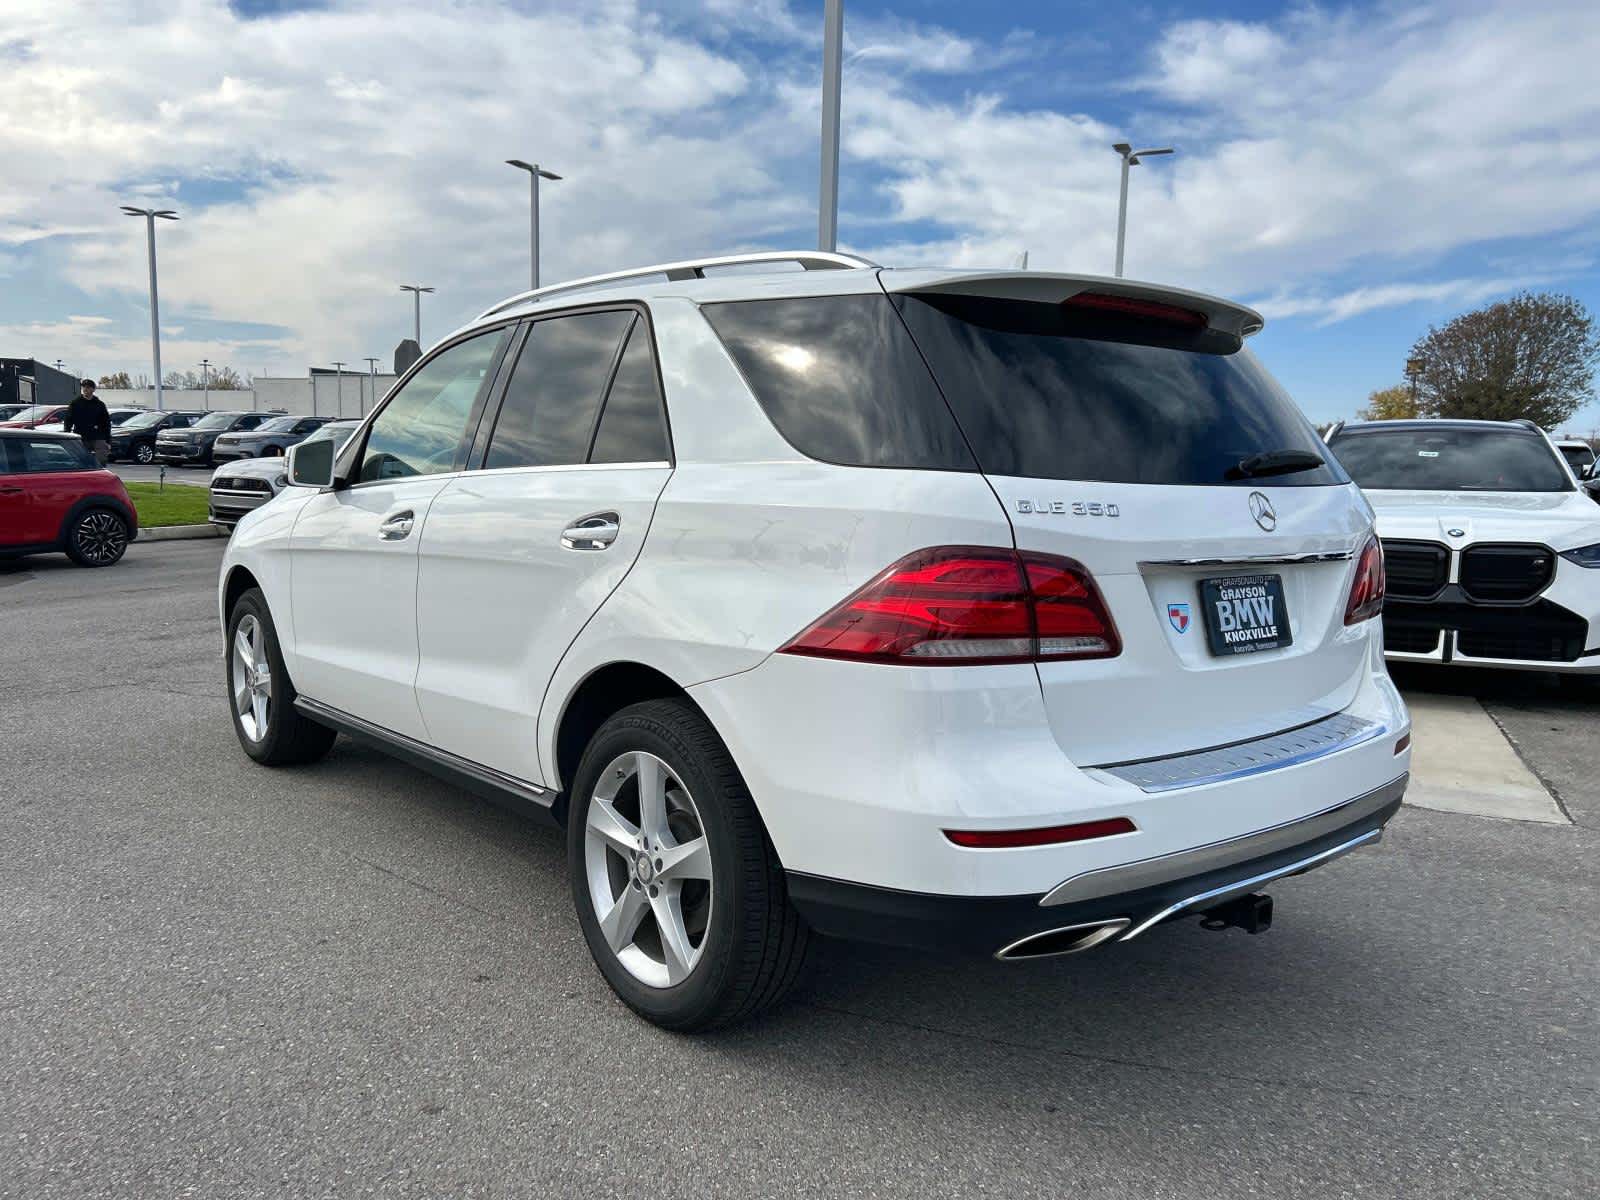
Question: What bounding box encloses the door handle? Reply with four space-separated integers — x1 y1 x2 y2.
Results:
378 510 415 540
0 486 23 494
561 512 620 551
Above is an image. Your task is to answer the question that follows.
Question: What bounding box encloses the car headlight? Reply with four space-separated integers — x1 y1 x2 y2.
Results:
1560 542 1600 568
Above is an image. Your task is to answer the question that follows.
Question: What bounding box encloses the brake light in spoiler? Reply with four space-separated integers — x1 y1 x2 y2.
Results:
1062 292 1209 330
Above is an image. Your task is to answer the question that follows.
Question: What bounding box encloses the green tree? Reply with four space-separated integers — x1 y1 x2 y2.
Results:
1357 384 1419 421
1410 292 1599 427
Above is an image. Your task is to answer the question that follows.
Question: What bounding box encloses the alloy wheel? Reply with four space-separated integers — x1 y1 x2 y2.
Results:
584 751 714 988
75 511 127 564
232 614 272 742
135 443 154 464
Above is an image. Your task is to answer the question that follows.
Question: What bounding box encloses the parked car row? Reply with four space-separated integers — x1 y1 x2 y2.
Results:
208 420 362 529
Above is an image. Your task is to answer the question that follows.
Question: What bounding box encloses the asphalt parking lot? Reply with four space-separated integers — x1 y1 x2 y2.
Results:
3 540 1596 1198
109 462 210 487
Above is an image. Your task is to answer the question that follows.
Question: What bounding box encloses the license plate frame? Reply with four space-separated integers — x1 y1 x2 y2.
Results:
1199 573 1292 657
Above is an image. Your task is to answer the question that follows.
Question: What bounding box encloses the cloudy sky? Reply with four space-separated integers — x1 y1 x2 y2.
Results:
4 0 1599 427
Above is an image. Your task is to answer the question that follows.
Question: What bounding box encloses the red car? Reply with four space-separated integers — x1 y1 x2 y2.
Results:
0 430 138 566
0 404 71 429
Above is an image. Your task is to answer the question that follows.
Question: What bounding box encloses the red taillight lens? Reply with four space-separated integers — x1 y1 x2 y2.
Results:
944 816 1136 849
779 546 1119 665
1344 533 1385 625
1063 292 1209 330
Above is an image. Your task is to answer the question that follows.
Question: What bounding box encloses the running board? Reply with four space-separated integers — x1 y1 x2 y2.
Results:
293 696 560 825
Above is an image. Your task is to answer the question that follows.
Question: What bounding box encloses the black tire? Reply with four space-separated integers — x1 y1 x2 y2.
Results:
567 698 811 1031
225 587 337 766
64 506 130 567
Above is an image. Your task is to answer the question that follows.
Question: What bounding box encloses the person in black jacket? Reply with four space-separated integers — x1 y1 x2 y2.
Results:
63 379 112 464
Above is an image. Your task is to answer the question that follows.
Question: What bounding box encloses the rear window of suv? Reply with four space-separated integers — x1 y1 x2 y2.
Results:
893 293 1345 486
704 292 1342 486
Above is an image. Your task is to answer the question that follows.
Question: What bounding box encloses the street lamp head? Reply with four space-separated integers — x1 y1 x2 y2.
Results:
120 206 179 219
1112 143 1133 156
398 284 435 294
507 159 561 181
1133 147 1174 160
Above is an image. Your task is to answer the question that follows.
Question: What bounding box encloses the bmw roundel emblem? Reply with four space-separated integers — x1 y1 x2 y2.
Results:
1248 491 1277 532
1447 527 1466 538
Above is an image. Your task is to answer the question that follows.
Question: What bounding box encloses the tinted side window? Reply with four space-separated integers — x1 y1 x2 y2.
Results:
701 295 975 470
234 413 267 431
590 320 670 464
18 438 92 472
485 311 633 469
360 329 506 483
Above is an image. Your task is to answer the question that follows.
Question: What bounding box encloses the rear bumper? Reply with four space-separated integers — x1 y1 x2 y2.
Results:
789 774 1404 955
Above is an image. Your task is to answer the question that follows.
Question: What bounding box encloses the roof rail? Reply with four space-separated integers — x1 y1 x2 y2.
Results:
477 250 878 319
1512 418 1541 433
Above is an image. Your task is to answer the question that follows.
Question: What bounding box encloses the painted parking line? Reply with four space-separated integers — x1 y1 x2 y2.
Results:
1402 692 1567 824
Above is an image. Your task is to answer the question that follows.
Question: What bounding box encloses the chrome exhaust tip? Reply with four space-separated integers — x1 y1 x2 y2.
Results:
994 918 1131 962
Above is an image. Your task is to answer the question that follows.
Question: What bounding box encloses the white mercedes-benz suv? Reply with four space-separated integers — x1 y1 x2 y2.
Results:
218 251 1411 1030
1326 418 1600 677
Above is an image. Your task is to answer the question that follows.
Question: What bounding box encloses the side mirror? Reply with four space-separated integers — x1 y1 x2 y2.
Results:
1583 478 1600 504
286 437 336 488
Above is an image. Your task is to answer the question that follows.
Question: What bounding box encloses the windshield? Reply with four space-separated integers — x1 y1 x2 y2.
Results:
252 416 299 433
119 411 166 430
6 405 54 423
1330 428 1573 492
1558 444 1594 472
109 410 144 425
191 412 241 431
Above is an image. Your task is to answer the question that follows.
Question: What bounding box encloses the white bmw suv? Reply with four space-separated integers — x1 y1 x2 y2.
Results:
219 251 1411 1030
1326 418 1600 676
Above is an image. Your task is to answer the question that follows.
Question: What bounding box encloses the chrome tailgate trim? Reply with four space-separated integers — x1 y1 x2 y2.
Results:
1092 711 1385 793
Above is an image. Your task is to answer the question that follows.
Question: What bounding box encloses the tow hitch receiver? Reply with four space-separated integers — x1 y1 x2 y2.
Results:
1199 892 1273 934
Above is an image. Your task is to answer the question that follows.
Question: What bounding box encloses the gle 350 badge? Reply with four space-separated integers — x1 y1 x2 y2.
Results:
1016 499 1120 516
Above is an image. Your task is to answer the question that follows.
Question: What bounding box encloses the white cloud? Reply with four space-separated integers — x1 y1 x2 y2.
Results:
0 0 1598 383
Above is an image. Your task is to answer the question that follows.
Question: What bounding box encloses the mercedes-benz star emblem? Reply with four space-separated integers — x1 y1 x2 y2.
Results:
1248 491 1277 532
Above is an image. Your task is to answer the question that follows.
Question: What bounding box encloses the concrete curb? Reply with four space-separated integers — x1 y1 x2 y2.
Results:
139 523 227 542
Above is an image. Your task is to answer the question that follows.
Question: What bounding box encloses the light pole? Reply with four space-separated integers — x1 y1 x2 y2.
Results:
1111 142 1173 278
200 358 210 407
364 356 380 415
399 284 433 346
505 160 562 291
121 205 179 409
332 360 345 416
818 0 844 251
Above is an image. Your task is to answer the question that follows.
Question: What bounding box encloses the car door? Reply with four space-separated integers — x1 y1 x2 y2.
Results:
1 437 99 544
289 326 512 739
415 310 673 785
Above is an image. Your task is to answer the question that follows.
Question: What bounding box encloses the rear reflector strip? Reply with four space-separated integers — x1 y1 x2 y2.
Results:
944 817 1136 849
1394 733 1410 755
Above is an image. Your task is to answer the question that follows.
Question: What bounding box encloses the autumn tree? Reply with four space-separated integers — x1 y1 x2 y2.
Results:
1409 292 1598 427
97 371 133 389
1357 384 1419 421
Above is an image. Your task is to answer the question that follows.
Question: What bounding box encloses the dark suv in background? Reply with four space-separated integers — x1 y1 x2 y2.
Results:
108 410 209 464
156 411 269 467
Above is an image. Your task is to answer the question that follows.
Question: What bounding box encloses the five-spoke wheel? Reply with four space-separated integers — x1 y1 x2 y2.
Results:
584 750 714 988
232 614 272 742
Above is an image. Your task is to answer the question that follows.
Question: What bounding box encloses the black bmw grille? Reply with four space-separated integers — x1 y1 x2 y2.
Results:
1381 540 1449 600
1459 544 1554 603
1382 622 1440 654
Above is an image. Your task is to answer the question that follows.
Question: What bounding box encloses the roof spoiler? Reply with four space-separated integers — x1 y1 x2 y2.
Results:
878 270 1265 341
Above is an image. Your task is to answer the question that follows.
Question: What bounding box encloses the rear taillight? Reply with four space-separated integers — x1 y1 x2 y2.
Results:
1344 533 1385 625
779 546 1120 665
